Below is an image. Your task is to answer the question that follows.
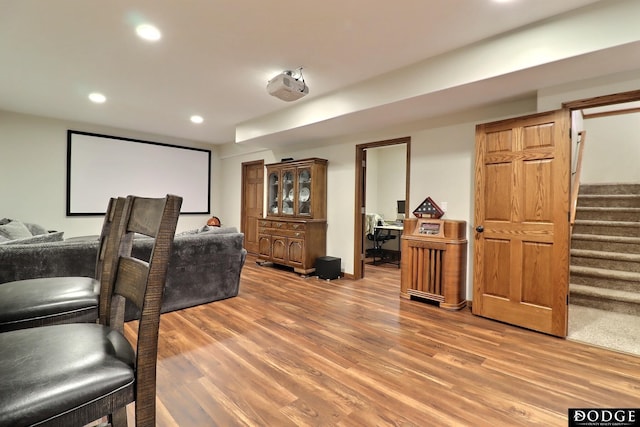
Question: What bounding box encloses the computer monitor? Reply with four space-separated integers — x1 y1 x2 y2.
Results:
397 200 406 220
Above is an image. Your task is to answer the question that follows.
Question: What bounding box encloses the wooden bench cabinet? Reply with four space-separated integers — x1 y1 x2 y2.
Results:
257 219 327 275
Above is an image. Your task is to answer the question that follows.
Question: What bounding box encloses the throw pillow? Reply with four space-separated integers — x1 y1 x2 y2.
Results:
0 231 64 245
0 220 33 240
25 222 49 236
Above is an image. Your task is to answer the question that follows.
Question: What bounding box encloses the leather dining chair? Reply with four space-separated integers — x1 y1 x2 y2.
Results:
0 194 182 427
0 197 127 332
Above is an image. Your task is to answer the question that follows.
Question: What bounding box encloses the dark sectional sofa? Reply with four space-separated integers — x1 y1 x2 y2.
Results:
0 226 246 320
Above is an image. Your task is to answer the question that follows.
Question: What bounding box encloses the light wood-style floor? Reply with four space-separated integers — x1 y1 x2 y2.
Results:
124 255 640 426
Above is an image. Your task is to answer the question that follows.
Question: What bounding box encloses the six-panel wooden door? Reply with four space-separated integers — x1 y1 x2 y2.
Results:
473 109 571 337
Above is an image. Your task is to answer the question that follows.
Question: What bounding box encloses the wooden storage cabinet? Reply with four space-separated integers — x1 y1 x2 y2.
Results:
400 218 467 310
258 158 328 275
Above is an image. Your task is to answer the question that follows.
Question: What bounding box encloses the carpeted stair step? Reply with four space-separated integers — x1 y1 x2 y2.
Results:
570 283 640 316
571 234 640 254
578 183 640 195
569 265 640 292
571 249 640 273
571 183 640 317
577 194 640 208
575 206 640 222
572 220 640 237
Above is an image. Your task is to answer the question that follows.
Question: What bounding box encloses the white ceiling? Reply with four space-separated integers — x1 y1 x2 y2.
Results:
1 0 634 147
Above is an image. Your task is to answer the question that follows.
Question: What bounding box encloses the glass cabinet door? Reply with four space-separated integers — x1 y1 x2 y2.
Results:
281 169 295 215
297 167 312 216
267 171 279 215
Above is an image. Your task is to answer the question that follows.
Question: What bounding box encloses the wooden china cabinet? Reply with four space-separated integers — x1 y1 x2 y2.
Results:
256 158 327 275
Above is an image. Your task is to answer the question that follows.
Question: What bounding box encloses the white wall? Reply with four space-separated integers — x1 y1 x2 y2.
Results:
219 70 640 299
580 112 640 183
365 144 406 220
4 71 640 299
0 110 217 237
216 97 538 283
364 149 379 214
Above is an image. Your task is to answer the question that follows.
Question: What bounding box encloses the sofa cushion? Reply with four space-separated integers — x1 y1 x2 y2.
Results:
0 231 64 246
0 221 33 240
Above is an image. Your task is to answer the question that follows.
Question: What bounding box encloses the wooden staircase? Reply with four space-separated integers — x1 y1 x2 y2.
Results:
570 183 640 315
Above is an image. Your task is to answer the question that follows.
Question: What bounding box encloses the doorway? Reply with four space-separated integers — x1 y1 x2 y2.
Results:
563 90 640 353
353 137 411 280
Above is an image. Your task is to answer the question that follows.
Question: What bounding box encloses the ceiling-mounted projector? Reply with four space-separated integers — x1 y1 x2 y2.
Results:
267 70 309 102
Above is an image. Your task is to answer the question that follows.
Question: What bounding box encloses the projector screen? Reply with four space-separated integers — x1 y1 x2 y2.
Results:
67 130 211 215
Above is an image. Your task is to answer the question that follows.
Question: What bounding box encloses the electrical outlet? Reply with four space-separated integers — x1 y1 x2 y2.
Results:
441 201 448 212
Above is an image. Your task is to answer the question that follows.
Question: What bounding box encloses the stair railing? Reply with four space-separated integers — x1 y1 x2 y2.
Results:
570 130 586 229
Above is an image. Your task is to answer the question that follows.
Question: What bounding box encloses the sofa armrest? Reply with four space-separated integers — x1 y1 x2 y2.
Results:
0 240 99 284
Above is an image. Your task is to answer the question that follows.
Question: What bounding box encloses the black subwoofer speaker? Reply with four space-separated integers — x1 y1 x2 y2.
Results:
315 256 341 280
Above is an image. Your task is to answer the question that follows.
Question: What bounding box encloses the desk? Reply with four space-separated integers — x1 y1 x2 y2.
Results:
372 223 403 267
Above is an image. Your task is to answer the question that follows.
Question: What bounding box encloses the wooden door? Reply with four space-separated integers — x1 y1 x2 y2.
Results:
473 109 570 337
241 160 264 255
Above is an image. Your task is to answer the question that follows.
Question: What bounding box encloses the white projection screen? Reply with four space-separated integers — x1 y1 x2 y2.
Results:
67 130 211 215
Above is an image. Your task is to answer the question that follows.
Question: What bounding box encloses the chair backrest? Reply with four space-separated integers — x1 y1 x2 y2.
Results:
94 197 117 280
97 197 129 325
108 194 182 426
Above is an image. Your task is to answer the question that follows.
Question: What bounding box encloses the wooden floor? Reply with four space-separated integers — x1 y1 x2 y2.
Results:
124 255 640 426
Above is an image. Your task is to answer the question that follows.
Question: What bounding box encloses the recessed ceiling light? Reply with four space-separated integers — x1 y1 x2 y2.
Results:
136 24 161 41
190 115 204 124
88 92 106 103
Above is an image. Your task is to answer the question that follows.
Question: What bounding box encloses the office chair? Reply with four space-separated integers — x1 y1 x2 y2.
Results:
0 197 126 332
366 217 397 265
0 194 182 427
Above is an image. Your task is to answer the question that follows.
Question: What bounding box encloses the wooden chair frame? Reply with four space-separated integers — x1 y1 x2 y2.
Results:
0 194 182 427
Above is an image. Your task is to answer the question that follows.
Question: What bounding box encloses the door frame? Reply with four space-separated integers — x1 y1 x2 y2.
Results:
562 89 640 111
353 137 411 279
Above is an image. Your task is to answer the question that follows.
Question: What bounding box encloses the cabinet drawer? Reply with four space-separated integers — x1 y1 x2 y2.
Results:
288 222 306 231
258 220 272 228
272 221 287 229
274 229 305 239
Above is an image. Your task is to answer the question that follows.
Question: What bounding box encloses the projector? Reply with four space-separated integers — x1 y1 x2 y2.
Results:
267 71 309 102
